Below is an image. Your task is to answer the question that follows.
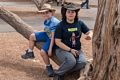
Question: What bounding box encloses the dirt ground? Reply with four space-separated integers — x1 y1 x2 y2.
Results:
0 32 92 80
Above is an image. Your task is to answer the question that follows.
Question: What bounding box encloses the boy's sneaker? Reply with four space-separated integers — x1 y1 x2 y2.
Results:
53 74 64 80
21 50 35 59
46 65 54 77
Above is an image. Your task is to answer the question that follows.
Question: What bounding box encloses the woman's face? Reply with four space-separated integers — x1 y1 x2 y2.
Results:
66 10 76 21
40 10 53 20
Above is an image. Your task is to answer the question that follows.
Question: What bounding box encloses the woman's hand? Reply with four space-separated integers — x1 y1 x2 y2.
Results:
70 49 79 57
85 31 93 40
85 35 92 40
48 49 52 57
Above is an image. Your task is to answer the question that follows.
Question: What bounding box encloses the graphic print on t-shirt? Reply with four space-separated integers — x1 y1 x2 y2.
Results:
68 27 78 48
70 32 76 47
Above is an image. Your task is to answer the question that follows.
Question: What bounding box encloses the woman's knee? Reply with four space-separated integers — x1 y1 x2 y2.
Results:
67 57 76 67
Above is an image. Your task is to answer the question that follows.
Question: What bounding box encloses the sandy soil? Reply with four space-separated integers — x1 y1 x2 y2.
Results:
0 32 92 80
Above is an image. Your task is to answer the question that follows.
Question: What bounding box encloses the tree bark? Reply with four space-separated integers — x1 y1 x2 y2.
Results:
92 0 120 80
32 0 47 10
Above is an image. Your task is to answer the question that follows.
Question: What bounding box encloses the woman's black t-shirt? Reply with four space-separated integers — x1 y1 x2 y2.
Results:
55 20 90 50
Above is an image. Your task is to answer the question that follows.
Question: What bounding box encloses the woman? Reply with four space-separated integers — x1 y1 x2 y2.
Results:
54 3 92 80
21 4 60 77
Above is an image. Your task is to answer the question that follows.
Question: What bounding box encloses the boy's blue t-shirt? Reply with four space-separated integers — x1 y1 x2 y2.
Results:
44 16 60 38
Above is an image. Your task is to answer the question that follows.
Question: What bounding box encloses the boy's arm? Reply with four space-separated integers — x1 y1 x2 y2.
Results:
48 32 54 57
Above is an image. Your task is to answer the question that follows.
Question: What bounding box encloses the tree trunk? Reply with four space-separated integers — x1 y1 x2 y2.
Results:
92 0 120 80
32 0 47 10
0 7 84 80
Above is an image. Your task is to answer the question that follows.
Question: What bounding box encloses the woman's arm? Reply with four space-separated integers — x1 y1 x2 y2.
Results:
55 39 79 57
80 21 93 40
55 39 71 51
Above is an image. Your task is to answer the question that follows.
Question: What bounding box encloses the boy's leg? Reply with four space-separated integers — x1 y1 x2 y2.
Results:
40 49 50 65
40 50 54 77
21 32 47 59
21 33 36 59
29 33 36 50
39 33 54 77
40 33 51 65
